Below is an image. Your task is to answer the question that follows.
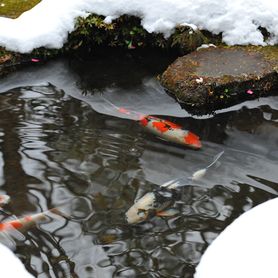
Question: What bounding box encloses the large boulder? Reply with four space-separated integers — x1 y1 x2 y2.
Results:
160 46 278 113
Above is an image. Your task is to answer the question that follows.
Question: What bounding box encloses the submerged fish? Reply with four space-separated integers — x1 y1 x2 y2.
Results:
125 188 178 224
101 96 201 149
126 151 224 224
0 208 63 232
139 115 201 149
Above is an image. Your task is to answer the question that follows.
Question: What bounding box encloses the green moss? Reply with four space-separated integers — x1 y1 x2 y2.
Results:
0 47 12 62
68 14 159 51
254 46 278 71
171 25 206 54
67 14 206 53
0 0 40 18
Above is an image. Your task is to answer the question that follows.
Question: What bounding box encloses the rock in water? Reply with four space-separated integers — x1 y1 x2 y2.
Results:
160 46 278 114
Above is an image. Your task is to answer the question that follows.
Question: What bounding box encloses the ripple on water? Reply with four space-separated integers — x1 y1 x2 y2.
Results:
0 75 277 277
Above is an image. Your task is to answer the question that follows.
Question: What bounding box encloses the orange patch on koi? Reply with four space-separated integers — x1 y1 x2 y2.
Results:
184 132 202 149
1 216 34 231
152 121 169 133
0 220 24 231
140 117 149 127
144 116 182 133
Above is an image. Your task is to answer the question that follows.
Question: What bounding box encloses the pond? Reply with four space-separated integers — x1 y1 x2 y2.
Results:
0 50 277 278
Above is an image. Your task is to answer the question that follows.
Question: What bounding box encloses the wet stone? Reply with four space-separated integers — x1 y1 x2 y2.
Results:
160 46 278 114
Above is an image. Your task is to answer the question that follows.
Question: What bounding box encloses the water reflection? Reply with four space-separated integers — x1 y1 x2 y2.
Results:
0 52 277 277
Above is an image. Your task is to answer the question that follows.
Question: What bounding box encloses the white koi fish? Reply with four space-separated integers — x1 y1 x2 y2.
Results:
126 151 224 224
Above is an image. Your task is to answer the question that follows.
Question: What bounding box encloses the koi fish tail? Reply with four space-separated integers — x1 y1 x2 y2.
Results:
184 131 202 149
162 150 225 188
206 150 224 169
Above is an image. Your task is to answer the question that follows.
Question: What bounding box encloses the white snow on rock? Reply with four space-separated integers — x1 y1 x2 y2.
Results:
0 0 278 53
194 197 278 278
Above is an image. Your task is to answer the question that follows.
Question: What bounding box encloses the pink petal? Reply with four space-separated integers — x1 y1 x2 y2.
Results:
246 89 254 95
31 58 40 62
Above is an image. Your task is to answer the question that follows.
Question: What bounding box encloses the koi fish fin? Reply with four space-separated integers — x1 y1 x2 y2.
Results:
191 150 224 181
156 208 179 217
206 150 224 169
161 177 190 189
191 168 207 181
161 178 180 188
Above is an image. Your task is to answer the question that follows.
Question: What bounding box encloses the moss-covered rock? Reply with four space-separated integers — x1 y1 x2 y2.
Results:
0 11 208 75
159 46 278 114
0 46 62 77
67 14 207 54
0 0 40 18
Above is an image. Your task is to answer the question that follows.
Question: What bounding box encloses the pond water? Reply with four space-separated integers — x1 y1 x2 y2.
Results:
0 50 277 278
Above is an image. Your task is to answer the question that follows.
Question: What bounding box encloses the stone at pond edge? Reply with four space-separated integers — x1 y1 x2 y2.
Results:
159 46 278 114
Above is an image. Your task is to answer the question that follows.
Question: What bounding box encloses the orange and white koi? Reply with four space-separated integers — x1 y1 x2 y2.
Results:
139 115 201 149
126 151 224 224
0 208 63 232
101 96 201 149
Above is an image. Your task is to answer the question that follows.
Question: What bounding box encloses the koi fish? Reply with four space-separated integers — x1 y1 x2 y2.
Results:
139 115 201 149
101 96 201 149
125 187 178 224
126 151 224 224
0 208 63 232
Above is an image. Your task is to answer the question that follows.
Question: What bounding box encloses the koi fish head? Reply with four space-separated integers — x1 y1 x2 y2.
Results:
125 189 176 224
126 192 156 224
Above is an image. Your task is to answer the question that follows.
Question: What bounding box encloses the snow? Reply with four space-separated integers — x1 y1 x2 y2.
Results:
194 197 278 278
0 242 34 277
0 0 277 53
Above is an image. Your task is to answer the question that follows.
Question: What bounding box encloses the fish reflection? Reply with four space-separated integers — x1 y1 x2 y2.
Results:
126 151 224 224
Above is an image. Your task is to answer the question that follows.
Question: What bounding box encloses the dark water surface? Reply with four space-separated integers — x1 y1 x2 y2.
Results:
0 51 277 277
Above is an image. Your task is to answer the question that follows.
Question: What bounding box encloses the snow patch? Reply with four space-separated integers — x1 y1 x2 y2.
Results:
0 0 278 53
0 243 34 277
195 197 278 278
